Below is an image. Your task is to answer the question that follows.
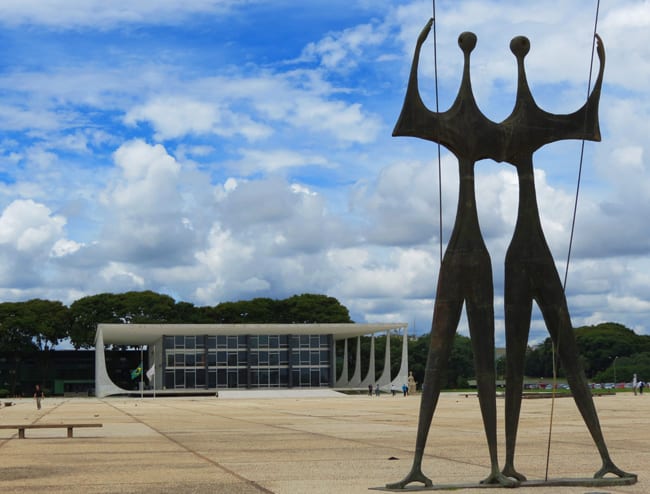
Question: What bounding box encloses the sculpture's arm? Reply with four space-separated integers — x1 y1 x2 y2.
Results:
535 34 606 146
568 34 606 141
392 18 443 142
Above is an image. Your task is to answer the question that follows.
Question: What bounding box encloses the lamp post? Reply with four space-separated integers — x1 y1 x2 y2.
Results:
613 356 618 387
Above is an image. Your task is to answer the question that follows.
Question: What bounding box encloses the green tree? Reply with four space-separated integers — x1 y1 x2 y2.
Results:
594 353 650 384
69 293 123 348
279 294 352 323
0 302 37 352
574 322 643 377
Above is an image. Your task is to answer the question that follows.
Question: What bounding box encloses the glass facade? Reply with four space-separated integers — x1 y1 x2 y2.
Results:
162 334 333 390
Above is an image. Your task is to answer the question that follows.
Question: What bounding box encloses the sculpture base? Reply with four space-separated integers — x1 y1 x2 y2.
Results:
373 475 637 491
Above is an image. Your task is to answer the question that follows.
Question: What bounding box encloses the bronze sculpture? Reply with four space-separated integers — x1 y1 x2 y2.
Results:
500 33 633 483
387 18 636 489
386 19 513 489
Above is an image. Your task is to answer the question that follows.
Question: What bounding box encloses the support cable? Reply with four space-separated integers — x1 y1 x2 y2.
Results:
545 0 601 481
432 0 443 264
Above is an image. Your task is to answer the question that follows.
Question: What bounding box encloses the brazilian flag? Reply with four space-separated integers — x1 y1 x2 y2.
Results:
131 363 143 380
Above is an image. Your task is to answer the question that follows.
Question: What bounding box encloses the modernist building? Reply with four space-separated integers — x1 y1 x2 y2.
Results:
95 322 409 397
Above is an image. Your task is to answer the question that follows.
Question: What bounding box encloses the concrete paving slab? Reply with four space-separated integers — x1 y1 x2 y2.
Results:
0 392 647 493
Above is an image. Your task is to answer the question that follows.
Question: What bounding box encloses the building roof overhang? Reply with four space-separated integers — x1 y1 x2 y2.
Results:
96 322 408 346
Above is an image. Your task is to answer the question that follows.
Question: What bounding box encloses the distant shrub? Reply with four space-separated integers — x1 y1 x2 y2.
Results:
0 389 9 398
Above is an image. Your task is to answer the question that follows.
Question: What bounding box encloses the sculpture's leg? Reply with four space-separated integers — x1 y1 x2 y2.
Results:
536 264 636 481
386 293 463 489
467 263 517 488
502 260 532 482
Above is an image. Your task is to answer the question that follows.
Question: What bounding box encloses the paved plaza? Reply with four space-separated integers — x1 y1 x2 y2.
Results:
0 390 647 493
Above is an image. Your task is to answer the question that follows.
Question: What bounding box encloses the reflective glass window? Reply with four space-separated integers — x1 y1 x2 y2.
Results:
258 369 269 386
164 371 174 389
320 350 329 364
186 371 195 388
238 369 247 386
175 369 184 387
280 368 289 385
259 351 268 365
321 369 330 385
227 370 238 388
217 369 227 386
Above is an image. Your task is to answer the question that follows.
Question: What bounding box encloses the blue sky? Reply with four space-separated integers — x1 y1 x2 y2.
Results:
0 0 648 346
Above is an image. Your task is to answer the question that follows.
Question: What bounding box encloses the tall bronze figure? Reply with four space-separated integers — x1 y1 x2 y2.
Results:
387 18 636 489
499 34 634 483
386 19 514 489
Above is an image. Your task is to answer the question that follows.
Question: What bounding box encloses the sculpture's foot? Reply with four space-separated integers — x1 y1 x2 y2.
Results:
480 470 519 487
594 460 637 480
385 467 433 489
501 464 527 482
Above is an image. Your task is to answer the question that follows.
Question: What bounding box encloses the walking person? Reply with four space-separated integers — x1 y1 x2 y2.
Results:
34 384 44 410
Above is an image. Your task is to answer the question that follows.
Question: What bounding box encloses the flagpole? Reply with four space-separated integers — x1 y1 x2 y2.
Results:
140 346 144 399
153 344 156 399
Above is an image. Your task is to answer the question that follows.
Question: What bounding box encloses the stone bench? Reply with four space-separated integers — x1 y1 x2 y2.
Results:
0 423 102 439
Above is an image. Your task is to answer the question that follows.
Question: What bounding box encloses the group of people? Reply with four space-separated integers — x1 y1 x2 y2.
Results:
367 383 410 397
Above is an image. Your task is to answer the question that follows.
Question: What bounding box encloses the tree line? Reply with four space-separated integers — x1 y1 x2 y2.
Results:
0 291 352 350
1 291 648 389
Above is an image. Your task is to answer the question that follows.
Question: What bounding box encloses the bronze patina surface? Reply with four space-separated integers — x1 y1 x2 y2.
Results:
387 19 636 490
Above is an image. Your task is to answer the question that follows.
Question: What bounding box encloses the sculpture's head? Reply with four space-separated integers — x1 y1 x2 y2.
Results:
510 35 530 59
458 31 477 54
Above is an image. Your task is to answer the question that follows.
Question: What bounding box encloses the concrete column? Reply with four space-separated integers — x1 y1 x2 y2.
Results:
376 331 392 389
391 326 409 389
360 334 376 389
349 336 362 387
94 328 130 398
335 338 349 387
